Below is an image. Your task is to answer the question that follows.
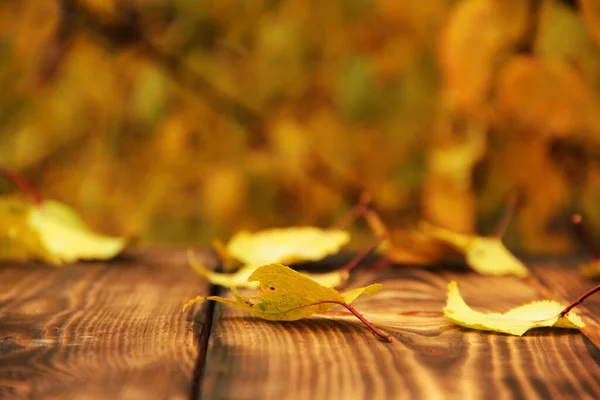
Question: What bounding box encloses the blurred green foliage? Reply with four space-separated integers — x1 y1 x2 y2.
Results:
2 0 600 253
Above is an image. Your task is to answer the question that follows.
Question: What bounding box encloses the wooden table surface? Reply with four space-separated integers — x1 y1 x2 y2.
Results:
1 249 600 399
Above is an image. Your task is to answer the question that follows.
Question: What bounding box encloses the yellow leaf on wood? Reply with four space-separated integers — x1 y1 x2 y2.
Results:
385 229 459 265
183 264 380 320
421 222 529 277
444 281 584 336
183 264 391 341
225 227 351 266
187 250 349 289
0 196 126 265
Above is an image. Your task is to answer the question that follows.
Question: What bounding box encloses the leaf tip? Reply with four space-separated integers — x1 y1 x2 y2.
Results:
182 296 206 312
445 280 460 298
187 248 212 278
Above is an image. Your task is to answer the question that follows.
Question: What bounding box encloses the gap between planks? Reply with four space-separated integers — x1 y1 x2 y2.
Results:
0 248 213 399
189 284 220 400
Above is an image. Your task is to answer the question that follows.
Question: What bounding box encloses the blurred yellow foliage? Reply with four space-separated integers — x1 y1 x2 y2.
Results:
2 0 600 253
438 0 529 113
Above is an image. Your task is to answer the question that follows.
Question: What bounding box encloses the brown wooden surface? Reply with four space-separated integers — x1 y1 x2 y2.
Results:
0 248 211 400
198 265 600 400
3 251 600 400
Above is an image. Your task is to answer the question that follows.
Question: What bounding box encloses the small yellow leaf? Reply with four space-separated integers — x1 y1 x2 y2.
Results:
0 196 126 265
187 250 348 289
421 222 529 277
464 237 529 277
444 281 585 336
226 227 350 266
183 264 391 341
382 228 458 265
35 200 126 263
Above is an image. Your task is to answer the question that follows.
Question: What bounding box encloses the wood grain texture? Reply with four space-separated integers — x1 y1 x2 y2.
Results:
0 248 212 400
198 265 600 400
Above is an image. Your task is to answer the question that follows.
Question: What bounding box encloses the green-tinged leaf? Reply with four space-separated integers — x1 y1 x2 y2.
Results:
225 227 350 266
183 264 391 342
444 281 584 336
0 196 126 265
187 250 349 289
420 222 529 277
184 263 377 320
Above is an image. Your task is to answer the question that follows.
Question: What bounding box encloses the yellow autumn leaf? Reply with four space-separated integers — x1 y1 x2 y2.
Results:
184 263 391 342
187 249 348 289
0 197 47 261
420 222 529 277
225 227 351 266
384 228 458 265
0 196 126 265
444 281 584 336
360 205 458 265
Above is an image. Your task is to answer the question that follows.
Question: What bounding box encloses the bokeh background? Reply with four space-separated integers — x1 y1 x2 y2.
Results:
2 0 600 253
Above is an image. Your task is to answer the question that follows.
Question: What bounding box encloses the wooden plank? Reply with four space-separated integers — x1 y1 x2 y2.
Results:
530 263 600 349
0 248 212 399
198 265 600 399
